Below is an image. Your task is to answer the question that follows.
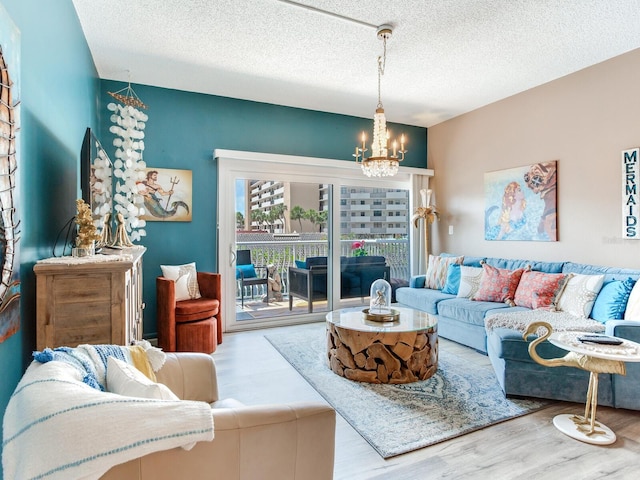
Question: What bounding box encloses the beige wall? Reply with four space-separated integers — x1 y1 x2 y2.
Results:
428 47 640 269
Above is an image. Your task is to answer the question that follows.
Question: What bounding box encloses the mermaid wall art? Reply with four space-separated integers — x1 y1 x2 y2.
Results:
138 167 192 222
484 161 557 241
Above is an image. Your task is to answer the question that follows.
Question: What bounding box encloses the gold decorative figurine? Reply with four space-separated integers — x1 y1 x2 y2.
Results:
97 213 113 248
109 212 134 248
74 199 100 256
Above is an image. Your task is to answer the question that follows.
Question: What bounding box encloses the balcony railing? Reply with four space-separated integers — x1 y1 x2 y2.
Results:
236 238 409 296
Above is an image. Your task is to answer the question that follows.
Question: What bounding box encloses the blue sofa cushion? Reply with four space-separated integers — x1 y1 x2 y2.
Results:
441 264 461 294
410 275 426 288
436 298 513 327
463 256 485 267
487 327 572 362
295 260 306 268
395 288 454 315
529 261 565 273
591 278 636 322
440 253 484 267
562 262 640 282
484 257 564 273
605 320 640 341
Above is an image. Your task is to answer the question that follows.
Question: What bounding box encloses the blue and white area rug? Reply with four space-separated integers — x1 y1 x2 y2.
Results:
265 324 550 458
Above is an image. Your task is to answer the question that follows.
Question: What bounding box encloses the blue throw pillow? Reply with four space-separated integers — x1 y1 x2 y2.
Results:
591 277 636 322
441 264 462 295
295 260 306 268
236 264 257 279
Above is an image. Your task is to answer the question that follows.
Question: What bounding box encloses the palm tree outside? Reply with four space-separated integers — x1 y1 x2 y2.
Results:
290 205 306 232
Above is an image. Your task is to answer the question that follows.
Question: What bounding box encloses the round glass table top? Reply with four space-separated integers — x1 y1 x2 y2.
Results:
549 331 640 362
326 306 437 333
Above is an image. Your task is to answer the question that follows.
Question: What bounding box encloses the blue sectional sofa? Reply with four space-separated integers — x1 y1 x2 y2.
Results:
395 255 640 410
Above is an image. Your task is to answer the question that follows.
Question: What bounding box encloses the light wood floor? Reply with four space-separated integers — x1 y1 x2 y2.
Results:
213 322 640 480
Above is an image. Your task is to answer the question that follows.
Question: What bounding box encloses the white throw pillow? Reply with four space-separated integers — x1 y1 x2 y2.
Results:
456 266 484 299
107 356 179 401
624 279 640 320
161 262 202 301
555 274 605 318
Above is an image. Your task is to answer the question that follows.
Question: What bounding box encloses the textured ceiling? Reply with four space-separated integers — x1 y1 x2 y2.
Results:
72 0 640 127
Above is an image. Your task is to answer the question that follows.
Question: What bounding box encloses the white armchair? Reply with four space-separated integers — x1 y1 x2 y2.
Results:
101 352 336 480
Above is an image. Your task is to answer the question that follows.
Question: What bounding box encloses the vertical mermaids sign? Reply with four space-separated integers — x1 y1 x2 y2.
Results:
623 148 640 239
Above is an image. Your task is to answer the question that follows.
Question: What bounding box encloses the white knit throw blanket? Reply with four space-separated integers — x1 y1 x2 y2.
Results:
3 353 214 479
485 309 606 336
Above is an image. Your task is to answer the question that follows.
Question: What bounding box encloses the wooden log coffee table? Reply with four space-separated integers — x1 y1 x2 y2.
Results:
326 306 438 383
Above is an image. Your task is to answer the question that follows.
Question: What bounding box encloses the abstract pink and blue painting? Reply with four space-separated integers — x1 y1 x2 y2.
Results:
485 161 557 242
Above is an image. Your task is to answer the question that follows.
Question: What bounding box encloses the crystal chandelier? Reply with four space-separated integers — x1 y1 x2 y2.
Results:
354 25 406 177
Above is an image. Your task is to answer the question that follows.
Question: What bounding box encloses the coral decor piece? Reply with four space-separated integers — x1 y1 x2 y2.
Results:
108 99 148 243
75 199 101 250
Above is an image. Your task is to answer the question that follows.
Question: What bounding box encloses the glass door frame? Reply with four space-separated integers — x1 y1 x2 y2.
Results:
216 149 433 334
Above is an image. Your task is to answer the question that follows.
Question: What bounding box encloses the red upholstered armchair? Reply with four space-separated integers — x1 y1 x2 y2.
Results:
157 272 223 354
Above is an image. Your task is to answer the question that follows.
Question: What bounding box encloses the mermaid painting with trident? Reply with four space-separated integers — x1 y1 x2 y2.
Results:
138 170 190 220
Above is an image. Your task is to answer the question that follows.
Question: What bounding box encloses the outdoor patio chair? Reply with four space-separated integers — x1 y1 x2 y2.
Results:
236 249 268 307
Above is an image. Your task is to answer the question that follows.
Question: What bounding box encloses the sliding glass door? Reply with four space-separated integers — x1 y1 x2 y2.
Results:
338 185 410 310
235 178 330 321
217 150 428 333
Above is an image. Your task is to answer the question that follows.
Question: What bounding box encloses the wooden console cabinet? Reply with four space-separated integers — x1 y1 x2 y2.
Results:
34 247 146 350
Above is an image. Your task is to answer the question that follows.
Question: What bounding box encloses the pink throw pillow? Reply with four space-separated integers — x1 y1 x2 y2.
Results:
514 271 566 309
473 264 525 305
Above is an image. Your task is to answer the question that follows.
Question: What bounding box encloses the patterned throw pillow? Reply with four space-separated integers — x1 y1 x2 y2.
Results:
514 271 567 309
425 255 464 290
473 264 525 305
160 262 202 302
555 274 605 318
456 266 484 299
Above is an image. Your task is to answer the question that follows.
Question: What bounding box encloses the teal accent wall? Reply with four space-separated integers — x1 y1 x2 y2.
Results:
0 1 98 475
98 81 428 338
